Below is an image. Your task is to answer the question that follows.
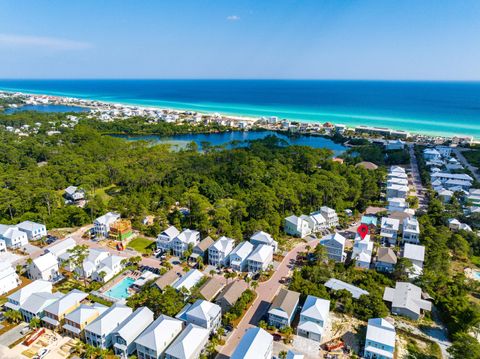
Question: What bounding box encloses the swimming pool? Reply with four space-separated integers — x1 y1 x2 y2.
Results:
474 271 480 280
104 277 135 300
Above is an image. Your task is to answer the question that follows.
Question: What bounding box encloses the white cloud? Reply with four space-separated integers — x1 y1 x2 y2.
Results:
0 33 92 50
226 15 240 21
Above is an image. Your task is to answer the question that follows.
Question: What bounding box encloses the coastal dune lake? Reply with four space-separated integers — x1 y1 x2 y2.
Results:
1 80 480 139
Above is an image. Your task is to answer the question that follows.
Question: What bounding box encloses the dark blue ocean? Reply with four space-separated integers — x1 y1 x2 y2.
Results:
1 80 479 138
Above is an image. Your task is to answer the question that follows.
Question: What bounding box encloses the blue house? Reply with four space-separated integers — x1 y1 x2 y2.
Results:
364 318 396 359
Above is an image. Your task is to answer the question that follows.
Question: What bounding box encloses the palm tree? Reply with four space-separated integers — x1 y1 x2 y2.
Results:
251 280 259 290
245 276 251 288
4 310 22 324
68 245 90 288
98 270 107 283
29 317 41 329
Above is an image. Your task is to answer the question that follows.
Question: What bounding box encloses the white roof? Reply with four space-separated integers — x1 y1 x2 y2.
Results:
175 229 199 244
113 307 154 345
383 282 432 315
403 243 425 262
324 278 369 299
94 212 120 225
44 289 87 316
185 299 221 323
0 225 26 240
47 237 76 257
134 314 183 353
160 225 180 239
64 303 108 324
8 280 52 305
230 327 273 359
381 217 400 231
247 244 273 263
321 232 346 247
17 220 45 232
212 236 235 253
165 323 209 359
173 269 204 291
300 295 330 322
85 303 132 336
366 318 396 350
230 241 254 261
32 252 58 272
21 292 63 314
250 231 275 245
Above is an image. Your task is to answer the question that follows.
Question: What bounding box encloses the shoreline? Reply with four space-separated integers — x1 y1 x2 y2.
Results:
1 88 479 142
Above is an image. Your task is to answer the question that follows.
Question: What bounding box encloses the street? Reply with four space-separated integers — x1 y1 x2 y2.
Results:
408 144 428 209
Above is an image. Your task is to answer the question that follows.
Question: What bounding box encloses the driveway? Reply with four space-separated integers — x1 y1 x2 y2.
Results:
0 323 29 347
408 144 428 209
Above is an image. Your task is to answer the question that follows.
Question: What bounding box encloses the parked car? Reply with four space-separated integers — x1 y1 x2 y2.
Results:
36 348 50 359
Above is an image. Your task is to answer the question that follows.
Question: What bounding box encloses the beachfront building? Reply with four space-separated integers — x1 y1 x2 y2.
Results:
324 278 369 299
364 318 396 359
172 269 204 293
171 229 200 257
112 307 154 357
247 244 273 273
319 233 346 262
375 248 397 273
28 252 60 281
229 241 254 272
135 315 183 359
0 224 28 248
380 217 400 245
352 234 373 269
402 243 425 278
383 282 432 320
156 225 180 252
230 327 273 359
402 218 420 244
93 212 121 238
284 215 311 238
5 280 52 311
62 303 108 339
84 303 133 349
164 323 210 359
176 299 221 333
250 231 278 252
42 289 88 329
297 295 330 342
268 288 300 329
17 220 47 240
208 236 235 267
0 262 20 295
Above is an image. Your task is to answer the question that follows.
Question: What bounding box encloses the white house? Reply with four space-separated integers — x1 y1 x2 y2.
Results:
176 299 221 333
247 244 273 273
93 212 121 238
250 231 278 252
437 189 454 203
29 252 59 281
423 148 442 161
156 225 180 252
77 249 111 278
320 206 339 227
112 307 154 358
0 262 20 295
229 241 254 272
383 282 431 320
173 269 204 293
403 244 425 278
0 224 28 249
386 184 409 199
46 237 76 267
17 220 47 240
284 215 311 238
92 255 124 282
208 236 235 267
135 315 183 359
352 234 373 269
171 229 200 257
297 295 330 342
20 292 62 323
364 318 396 359
5 279 52 311
387 198 408 213
304 212 327 233
402 218 420 244
319 233 346 262
230 327 273 359
380 217 400 245
164 323 210 359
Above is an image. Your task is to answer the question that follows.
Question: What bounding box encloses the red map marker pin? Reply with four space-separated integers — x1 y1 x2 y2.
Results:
357 224 369 239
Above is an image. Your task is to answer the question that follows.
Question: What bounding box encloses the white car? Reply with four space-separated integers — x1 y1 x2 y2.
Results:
36 348 50 359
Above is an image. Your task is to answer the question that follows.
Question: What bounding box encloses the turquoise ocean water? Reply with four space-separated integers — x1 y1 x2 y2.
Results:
0 80 479 138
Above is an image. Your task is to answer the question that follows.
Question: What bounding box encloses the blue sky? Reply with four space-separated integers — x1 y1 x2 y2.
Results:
1 0 479 80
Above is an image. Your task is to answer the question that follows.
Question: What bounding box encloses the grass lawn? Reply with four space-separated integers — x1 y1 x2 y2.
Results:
128 237 156 254
94 184 120 203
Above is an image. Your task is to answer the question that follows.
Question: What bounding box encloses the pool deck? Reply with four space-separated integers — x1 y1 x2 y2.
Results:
95 270 143 301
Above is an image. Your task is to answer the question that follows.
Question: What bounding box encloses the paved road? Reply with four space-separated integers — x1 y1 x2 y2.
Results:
0 323 28 347
408 144 428 209
453 148 480 182
217 238 319 358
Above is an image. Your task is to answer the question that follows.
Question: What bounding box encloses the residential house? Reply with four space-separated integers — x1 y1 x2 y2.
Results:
46 237 76 267
437 189 454 203
436 146 452 158
84 303 133 348
77 249 111 278
17 220 47 240
0 262 20 295
230 327 273 359
387 198 408 213
176 299 221 333
208 236 235 267
20 291 63 323
324 278 369 299
375 248 397 273
380 218 400 245
164 323 210 359
319 206 339 227
0 224 28 249
250 231 278 252
385 140 405 151
319 233 346 262
247 244 273 273
29 252 59 281
284 215 311 238
386 184 408 199
268 288 300 328
229 241 254 272
383 282 432 320
172 229 200 257
42 289 88 329
352 234 373 269
388 167 408 180
92 255 124 282
5 279 52 311
297 295 330 342
135 315 183 359
154 270 179 291
199 277 225 301
191 236 214 262
304 212 327 233
430 172 473 191
64 186 86 203
112 307 154 357
448 218 472 232
63 303 108 339
93 212 121 238
402 218 420 244
364 318 396 359
173 269 204 293
215 280 248 313
157 225 181 252
402 244 425 278
423 148 442 161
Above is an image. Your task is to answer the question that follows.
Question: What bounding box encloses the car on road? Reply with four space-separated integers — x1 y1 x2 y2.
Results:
35 348 50 359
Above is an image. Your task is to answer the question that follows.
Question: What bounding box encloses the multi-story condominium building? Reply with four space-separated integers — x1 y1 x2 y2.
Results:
17 220 47 240
93 212 121 238
250 231 278 252
135 315 183 359
284 215 311 238
230 327 273 359
171 229 200 257
176 299 221 333
5 279 52 311
247 244 273 273
297 295 330 342
402 218 420 244
112 307 154 357
62 303 108 339
319 233 346 262
156 225 180 252
208 236 235 267
28 252 59 281
164 323 209 359
0 224 28 249
364 318 396 359
0 262 20 295
380 217 400 245
42 289 88 329
229 241 254 272
84 303 132 348
320 206 339 228
267 288 300 329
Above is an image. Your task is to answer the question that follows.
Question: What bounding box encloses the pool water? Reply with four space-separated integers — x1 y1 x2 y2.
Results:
104 277 135 299
474 271 480 280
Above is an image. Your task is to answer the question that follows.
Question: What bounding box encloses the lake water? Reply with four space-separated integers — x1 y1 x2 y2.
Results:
4 104 90 114
111 130 347 154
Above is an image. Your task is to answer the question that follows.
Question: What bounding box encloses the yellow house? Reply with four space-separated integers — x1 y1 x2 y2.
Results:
42 289 88 329
62 303 109 338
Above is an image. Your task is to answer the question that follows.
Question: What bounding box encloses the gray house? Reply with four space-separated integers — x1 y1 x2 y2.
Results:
383 282 432 320
267 289 300 329
112 307 154 357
